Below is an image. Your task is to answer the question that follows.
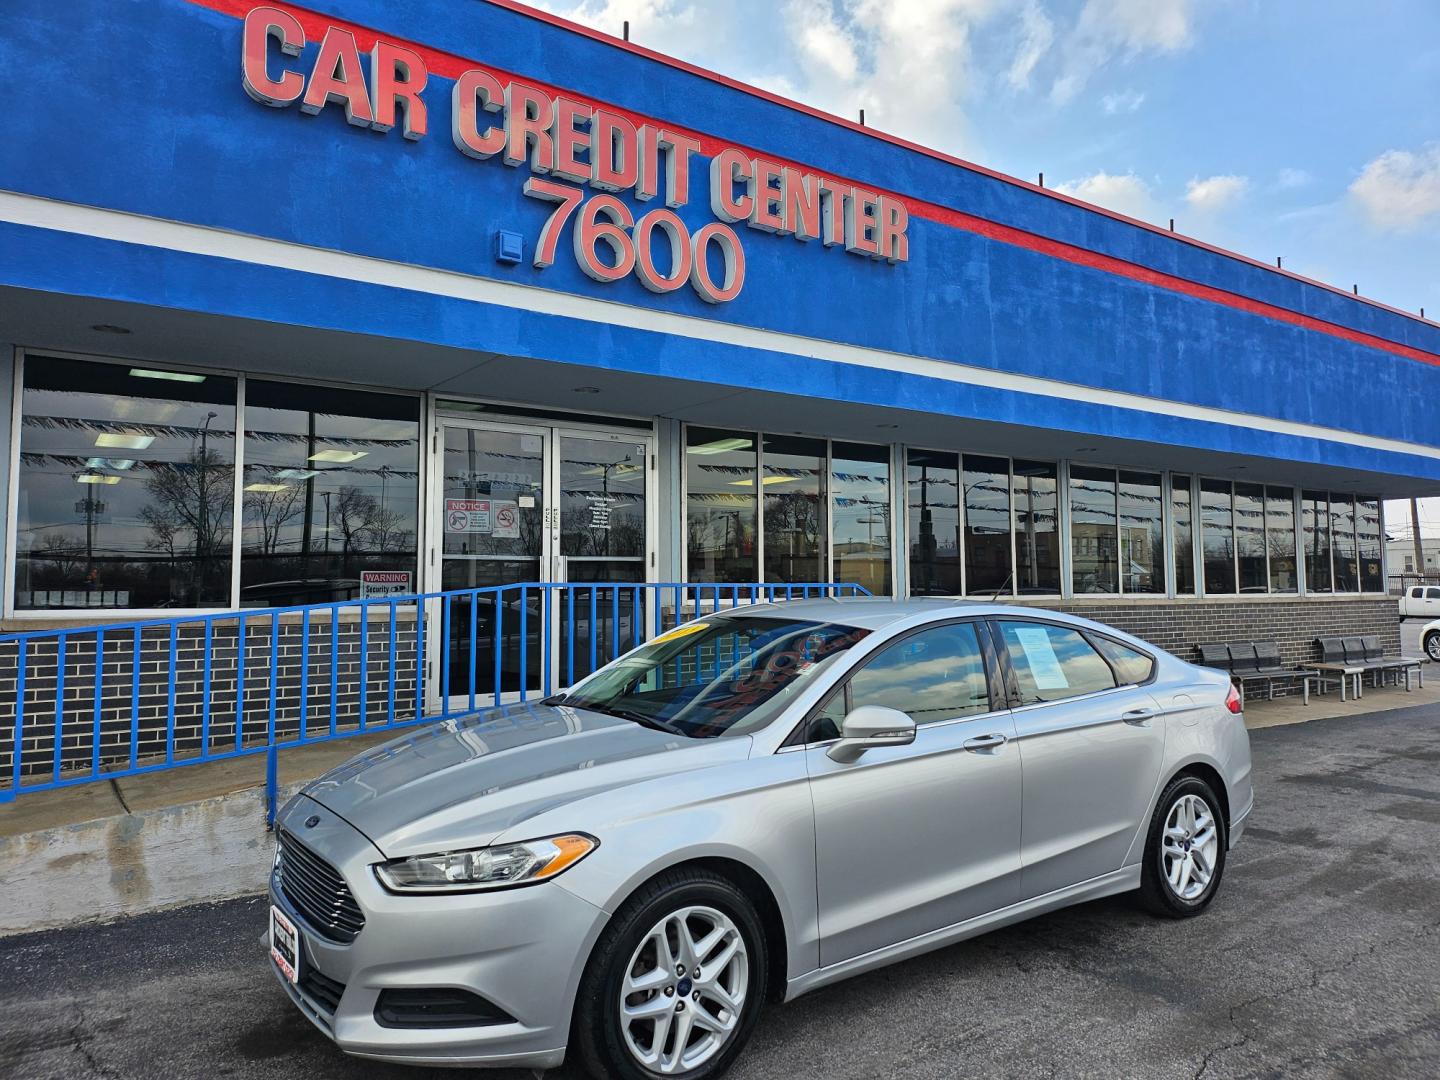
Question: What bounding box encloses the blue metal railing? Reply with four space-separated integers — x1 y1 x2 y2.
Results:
0 581 868 816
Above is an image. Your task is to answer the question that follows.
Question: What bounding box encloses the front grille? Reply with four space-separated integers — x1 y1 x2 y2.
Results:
299 965 346 1015
277 829 366 944
374 988 516 1029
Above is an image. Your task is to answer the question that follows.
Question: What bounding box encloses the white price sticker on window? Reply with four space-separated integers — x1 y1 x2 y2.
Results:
1013 626 1069 690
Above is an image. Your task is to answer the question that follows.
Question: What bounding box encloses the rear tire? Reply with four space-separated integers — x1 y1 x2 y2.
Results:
571 867 768 1080
1138 775 1227 918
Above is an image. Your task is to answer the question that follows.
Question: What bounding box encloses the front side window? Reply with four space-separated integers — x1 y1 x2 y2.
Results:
847 621 991 725
998 620 1117 704
564 615 870 738
15 356 237 609
241 381 419 607
685 428 757 583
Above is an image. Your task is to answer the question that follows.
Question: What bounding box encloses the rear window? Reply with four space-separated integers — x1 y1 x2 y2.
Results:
1093 636 1156 685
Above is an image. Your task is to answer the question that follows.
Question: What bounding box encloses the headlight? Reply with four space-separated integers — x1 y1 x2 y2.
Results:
374 833 598 893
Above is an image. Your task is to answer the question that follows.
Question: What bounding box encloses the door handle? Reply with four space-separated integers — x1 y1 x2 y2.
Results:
962 733 1008 752
1121 707 1156 725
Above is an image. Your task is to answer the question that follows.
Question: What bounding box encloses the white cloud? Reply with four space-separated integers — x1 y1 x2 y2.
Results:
1054 171 1155 220
1051 0 1196 104
1350 145 1440 231
1276 167 1312 190
1184 174 1248 212
527 0 707 61
1006 0 1055 91
1101 88 1145 114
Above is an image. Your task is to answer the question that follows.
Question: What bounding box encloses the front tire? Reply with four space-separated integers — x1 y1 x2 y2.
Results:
1425 631 1440 663
571 868 768 1080
1138 775 1227 917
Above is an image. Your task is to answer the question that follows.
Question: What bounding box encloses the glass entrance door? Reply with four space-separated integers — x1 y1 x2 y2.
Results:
433 419 653 706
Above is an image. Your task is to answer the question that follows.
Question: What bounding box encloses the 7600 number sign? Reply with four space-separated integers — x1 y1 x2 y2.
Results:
523 178 746 304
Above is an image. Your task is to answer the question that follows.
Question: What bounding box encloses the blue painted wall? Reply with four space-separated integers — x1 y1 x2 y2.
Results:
2 0 1438 457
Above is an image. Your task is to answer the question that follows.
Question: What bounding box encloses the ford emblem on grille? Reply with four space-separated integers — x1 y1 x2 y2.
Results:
305 815 320 828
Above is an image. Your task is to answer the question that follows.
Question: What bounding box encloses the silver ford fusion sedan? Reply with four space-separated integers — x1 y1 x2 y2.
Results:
266 598 1253 1078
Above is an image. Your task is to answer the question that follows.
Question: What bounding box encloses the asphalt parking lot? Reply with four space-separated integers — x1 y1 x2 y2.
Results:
3 704 1439 1080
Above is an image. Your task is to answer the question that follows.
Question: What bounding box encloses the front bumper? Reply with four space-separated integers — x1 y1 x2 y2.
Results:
265 795 608 1070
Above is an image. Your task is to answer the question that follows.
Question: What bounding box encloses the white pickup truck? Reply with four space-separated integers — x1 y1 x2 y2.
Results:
1399 585 1440 620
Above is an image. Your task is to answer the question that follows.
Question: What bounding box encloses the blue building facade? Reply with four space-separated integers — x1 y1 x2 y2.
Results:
1 0 1436 655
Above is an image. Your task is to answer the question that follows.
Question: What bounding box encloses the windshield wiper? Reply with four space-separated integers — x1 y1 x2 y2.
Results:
539 693 569 705
581 703 689 738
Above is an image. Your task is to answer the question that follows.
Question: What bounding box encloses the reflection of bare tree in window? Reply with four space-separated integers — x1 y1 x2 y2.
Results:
245 484 305 555
141 449 233 572
36 532 87 583
331 486 415 572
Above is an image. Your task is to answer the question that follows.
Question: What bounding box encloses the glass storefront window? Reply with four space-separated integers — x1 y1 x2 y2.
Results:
1013 460 1060 594
1234 482 1267 593
1266 486 1297 593
1330 494 1358 591
1172 475 1195 595
907 449 960 596
763 435 825 584
1119 470 1163 594
963 455 1011 595
1201 479 1236 594
15 356 236 610
685 428 757 582
241 382 419 607
1356 497 1382 592
1069 465 1117 594
832 442 892 595
1302 490 1332 593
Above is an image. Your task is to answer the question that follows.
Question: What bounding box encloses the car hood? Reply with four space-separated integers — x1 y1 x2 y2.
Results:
303 702 752 856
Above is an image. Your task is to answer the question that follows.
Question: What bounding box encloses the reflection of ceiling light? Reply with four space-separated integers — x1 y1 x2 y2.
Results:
307 449 368 463
129 368 206 383
244 483 290 493
86 457 136 470
95 433 155 450
728 476 797 487
276 468 320 480
687 438 752 456
76 474 121 485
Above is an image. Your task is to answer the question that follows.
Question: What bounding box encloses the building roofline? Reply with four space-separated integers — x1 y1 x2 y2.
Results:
482 0 1436 333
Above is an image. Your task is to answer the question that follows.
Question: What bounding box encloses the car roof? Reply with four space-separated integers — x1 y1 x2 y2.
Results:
721 596 1143 639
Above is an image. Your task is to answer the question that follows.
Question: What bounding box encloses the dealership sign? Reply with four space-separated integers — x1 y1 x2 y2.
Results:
239 6 908 303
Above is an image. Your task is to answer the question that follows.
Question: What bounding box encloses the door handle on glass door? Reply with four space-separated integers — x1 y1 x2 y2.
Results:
962 733 1008 752
1121 707 1156 725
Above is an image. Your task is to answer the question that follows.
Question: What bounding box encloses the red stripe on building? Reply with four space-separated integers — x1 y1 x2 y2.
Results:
192 0 1440 370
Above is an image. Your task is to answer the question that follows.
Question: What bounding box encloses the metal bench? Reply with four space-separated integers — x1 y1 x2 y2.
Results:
1347 635 1423 691
1197 641 1315 706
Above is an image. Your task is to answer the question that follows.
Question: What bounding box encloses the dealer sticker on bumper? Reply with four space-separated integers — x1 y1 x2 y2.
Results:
270 905 299 985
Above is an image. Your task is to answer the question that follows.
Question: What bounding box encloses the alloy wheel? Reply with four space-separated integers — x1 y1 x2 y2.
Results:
1426 633 1440 663
619 905 749 1075
1160 793 1220 902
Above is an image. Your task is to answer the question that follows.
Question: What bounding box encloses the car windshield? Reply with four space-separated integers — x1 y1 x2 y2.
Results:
561 615 872 739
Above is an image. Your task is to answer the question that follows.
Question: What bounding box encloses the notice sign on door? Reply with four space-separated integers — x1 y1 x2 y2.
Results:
446 498 492 533
360 570 412 599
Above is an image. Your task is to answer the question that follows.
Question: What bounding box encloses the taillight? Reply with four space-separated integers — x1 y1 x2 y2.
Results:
1225 683 1243 714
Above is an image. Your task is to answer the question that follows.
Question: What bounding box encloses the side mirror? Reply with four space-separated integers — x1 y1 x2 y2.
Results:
827 705 916 763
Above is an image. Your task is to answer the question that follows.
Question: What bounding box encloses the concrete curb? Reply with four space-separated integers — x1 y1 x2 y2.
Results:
0 781 302 936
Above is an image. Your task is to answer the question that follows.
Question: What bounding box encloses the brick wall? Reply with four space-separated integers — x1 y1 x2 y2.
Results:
1021 596 1401 666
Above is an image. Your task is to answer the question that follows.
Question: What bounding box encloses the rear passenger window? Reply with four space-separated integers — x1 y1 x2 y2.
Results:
1428 588 1440 600
997 621 1117 704
1093 636 1155 685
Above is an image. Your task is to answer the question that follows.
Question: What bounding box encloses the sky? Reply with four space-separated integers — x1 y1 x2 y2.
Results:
531 0 1440 536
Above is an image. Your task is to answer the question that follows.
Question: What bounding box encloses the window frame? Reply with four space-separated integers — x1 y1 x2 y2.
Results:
782 616 1005 747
